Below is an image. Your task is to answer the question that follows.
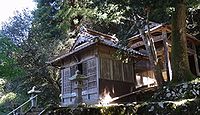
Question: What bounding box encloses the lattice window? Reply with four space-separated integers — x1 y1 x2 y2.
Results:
82 61 88 91
62 68 71 94
86 58 97 89
62 65 78 95
62 58 97 96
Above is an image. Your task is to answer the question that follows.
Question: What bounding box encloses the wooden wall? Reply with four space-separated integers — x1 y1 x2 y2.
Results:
60 46 99 106
99 79 136 103
99 57 135 82
97 44 136 102
97 44 136 82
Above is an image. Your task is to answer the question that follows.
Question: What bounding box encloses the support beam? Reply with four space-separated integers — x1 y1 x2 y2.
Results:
162 30 172 81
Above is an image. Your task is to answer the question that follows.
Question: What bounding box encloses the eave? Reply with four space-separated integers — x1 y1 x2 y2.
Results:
47 40 147 66
46 41 97 65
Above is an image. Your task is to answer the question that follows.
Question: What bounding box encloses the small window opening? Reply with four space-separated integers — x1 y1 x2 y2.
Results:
78 63 83 74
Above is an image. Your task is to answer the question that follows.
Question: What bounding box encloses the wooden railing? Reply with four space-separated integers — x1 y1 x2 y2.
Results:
7 95 38 115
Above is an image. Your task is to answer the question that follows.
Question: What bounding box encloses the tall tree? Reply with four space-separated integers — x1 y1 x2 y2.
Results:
90 0 199 83
0 33 23 80
0 33 24 114
1 9 33 45
20 0 66 105
1 1 68 106
171 0 196 82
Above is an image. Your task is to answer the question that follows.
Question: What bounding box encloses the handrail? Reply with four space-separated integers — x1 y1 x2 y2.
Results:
38 106 50 115
7 95 38 115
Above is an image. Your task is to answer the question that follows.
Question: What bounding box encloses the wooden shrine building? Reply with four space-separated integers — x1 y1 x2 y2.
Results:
47 27 147 106
47 22 200 106
128 22 200 82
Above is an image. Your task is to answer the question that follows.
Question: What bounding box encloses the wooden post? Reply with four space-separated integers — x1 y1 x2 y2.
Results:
96 56 100 102
192 44 200 76
110 59 113 80
122 63 125 81
162 29 172 81
138 28 164 86
194 54 200 76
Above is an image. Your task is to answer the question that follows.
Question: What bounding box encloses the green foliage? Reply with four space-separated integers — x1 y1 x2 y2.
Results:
0 34 24 80
1 9 33 45
1 0 64 108
0 34 25 114
12 0 68 106
0 92 16 114
187 7 200 38
0 92 16 105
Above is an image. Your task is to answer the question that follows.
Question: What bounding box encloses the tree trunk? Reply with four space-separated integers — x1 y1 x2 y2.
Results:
171 0 194 82
134 8 164 86
138 28 164 86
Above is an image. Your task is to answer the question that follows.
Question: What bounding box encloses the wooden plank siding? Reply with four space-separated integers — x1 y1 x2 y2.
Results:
99 57 135 82
100 57 112 80
99 79 136 103
98 44 137 102
97 44 136 81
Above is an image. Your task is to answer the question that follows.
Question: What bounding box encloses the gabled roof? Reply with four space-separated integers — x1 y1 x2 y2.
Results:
128 23 200 45
47 27 146 65
128 22 165 41
70 26 119 51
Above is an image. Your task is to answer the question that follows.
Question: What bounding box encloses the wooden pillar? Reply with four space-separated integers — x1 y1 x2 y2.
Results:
132 61 136 83
110 59 113 80
192 43 200 76
162 29 172 81
194 54 200 76
96 56 100 100
122 63 125 81
61 69 64 105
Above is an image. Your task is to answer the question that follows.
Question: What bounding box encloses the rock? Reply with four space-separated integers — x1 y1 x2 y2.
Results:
179 89 182 94
166 93 171 98
197 90 199 95
172 91 176 97
158 102 164 108
182 84 188 89
148 106 154 112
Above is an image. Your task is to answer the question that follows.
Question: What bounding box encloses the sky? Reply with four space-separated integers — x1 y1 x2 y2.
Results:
0 0 36 24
